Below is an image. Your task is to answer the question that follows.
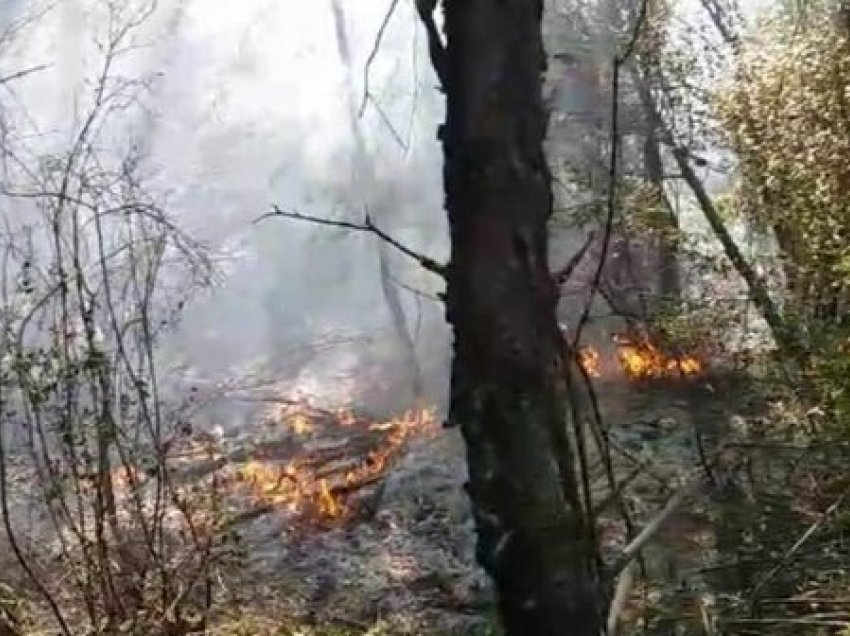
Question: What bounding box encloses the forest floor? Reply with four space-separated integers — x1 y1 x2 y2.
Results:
4 367 850 634
206 368 771 634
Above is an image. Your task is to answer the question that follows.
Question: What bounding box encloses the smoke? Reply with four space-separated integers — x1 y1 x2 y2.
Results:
0 0 777 428
0 0 450 417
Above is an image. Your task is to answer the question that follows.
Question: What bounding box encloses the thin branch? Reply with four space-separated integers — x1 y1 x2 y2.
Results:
668 145 801 372
0 63 49 85
256 205 446 277
386 270 441 303
698 0 740 48
552 231 595 286
365 92 407 150
610 484 690 577
571 0 649 350
358 0 401 118
620 0 650 64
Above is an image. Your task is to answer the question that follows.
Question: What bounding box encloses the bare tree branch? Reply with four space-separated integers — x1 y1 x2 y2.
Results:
0 63 49 86
364 92 406 149
256 205 446 278
358 0 402 118
553 231 595 286
616 485 689 571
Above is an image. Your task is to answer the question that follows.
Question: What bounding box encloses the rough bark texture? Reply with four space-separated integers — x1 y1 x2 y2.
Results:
439 1 604 633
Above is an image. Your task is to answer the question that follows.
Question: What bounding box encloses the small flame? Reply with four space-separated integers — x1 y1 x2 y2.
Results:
575 335 705 380
317 479 341 517
232 406 439 524
578 346 601 377
614 334 704 380
290 413 313 435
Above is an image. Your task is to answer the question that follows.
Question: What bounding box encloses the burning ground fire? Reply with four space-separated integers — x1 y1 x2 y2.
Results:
97 402 440 530
579 333 705 380
229 405 439 524
101 335 701 533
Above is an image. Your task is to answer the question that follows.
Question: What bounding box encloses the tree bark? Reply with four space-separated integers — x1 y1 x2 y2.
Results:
436 1 604 632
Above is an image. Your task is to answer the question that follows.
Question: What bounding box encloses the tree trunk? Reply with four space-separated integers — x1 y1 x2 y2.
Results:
438 1 604 633
630 64 680 306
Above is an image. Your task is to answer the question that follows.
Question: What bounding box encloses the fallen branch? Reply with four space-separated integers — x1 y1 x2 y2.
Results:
256 205 446 278
609 440 740 577
605 484 691 634
606 560 636 636
615 485 690 573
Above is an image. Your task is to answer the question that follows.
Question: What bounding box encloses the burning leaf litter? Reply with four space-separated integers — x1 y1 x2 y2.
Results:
82 402 440 532
578 332 705 380
199 403 440 526
578 346 602 378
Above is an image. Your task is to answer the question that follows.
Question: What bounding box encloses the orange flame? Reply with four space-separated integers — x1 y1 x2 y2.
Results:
317 479 342 517
578 346 601 377
234 406 438 523
614 334 704 380
576 335 705 380
289 412 313 435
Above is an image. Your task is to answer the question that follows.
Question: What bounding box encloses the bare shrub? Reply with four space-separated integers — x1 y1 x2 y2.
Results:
0 3 234 634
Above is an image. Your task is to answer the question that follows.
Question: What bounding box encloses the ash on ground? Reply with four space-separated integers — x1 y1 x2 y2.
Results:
225 427 493 634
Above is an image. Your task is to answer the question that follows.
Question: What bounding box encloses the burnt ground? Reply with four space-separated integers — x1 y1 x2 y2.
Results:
207 368 770 634
0 368 780 634
597 368 765 482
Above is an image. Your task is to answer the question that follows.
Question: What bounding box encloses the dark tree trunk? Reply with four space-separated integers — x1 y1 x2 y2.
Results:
437 1 604 633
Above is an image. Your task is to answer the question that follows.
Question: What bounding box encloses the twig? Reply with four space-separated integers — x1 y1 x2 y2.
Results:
358 0 402 118
255 205 446 277
386 270 442 303
0 64 49 85
364 92 406 150
591 463 644 517
552 231 595 286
